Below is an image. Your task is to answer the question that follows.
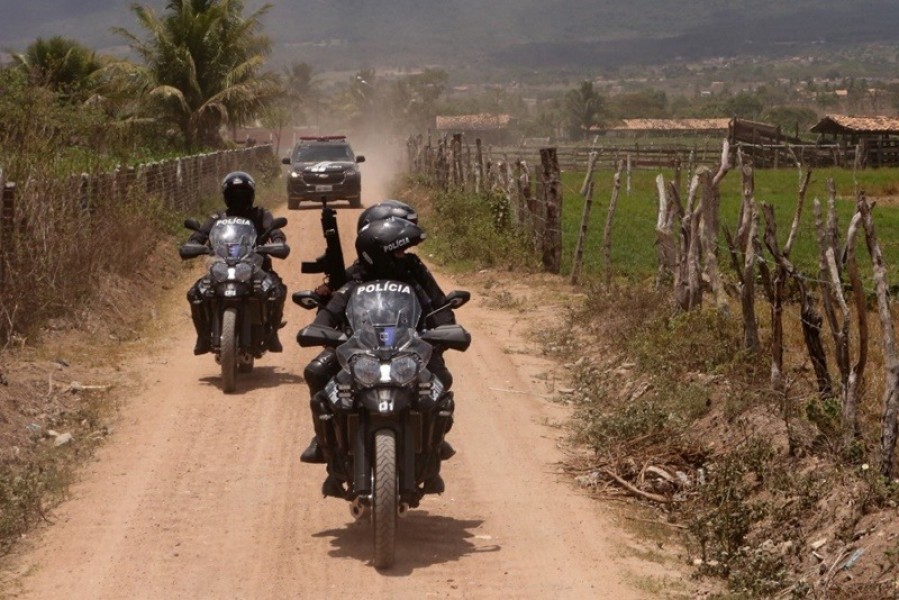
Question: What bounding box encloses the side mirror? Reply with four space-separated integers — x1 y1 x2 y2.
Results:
355 155 366 163
292 290 323 310
297 324 344 347
184 218 201 231
281 157 291 165
421 325 472 352
443 290 471 309
423 290 471 322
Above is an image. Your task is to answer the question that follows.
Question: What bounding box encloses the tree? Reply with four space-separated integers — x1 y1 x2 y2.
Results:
396 68 448 130
105 0 279 150
761 106 819 139
12 36 104 102
609 89 668 118
723 91 764 120
564 81 603 140
282 61 320 126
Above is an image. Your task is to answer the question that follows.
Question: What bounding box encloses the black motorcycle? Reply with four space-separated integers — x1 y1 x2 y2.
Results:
182 216 288 392
295 280 470 568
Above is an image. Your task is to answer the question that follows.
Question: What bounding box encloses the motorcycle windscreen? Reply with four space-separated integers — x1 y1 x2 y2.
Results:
345 280 422 340
209 217 257 260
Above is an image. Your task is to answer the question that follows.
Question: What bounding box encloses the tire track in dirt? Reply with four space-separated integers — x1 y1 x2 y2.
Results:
4 194 668 599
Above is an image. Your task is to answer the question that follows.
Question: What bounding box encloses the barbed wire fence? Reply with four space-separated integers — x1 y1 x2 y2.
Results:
408 130 899 475
0 145 276 341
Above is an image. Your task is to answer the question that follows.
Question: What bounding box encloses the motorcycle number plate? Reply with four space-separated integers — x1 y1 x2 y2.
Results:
314 184 333 192
224 289 237 297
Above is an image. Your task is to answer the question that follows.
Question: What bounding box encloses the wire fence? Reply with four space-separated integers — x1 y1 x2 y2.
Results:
407 130 899 470
0 145 276 340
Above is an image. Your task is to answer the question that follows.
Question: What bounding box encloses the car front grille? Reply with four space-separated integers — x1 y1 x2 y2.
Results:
302 172 345 185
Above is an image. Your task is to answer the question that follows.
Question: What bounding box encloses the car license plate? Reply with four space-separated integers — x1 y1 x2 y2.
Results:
315 184 333 192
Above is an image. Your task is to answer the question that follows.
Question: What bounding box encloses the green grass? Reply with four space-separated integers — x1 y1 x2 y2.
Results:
559 166 899 285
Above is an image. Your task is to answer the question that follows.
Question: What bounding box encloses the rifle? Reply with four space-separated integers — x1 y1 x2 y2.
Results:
301 200 347 291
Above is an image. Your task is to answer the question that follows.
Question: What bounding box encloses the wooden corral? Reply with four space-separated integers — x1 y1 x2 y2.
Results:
811 115 899 168
435 113 515 145
727 117 808 168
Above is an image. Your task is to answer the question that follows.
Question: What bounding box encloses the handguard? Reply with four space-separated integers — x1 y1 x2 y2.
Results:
256 243 291 259
421 324 472 352
179 242 211 259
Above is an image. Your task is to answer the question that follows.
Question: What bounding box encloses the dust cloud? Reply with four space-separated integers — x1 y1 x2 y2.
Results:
353 133 408 206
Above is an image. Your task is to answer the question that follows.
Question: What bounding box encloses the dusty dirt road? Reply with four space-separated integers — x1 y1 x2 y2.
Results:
5 194 669 599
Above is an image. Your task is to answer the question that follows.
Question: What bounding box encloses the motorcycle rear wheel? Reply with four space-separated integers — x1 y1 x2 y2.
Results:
220 307 238 393
372 429 397 569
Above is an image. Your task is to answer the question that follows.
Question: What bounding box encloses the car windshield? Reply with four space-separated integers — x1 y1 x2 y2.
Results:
294 145 353 162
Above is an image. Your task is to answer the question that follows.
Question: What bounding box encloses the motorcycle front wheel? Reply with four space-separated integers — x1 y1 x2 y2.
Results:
372 428 397 569
220 307 238 393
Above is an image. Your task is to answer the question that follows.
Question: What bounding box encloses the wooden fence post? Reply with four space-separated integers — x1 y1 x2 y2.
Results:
0 180 14 290
451 133 463 189
602 162 624 287
539 147 562 274
570 178 594 285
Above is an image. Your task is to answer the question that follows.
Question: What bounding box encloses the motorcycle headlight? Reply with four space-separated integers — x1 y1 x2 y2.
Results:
351 355 381 386
390 355 419 385
236 263 254 282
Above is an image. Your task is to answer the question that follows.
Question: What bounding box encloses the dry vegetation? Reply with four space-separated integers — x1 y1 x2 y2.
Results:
407 163 899 598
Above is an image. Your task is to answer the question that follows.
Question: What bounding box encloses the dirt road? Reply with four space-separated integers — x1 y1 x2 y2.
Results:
6 196 663 599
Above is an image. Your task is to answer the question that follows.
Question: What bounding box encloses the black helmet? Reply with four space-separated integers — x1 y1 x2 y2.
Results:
356 217 426 279
356 199 419 232
221 171 256 214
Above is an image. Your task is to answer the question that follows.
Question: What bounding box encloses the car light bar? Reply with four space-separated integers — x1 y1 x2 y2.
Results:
299 136 347 141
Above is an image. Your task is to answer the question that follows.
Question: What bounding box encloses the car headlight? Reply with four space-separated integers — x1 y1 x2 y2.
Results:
290 170 300 178
351 355 381 386
390 355 419 385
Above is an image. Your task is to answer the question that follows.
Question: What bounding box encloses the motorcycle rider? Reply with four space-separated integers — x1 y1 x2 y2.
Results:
356 199 419 232
180 171 289 355
300 216 458 497
311 199 420 300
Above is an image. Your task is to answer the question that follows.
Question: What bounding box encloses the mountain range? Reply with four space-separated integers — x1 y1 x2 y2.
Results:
2 0 898 74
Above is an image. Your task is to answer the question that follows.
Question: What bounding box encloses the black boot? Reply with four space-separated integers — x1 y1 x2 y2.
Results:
300 436 326 464
422 474 445 494
437 440 456 460
193 337 211 355
266 294 285 353
322 474 346 498
189 300 211 355
267 330 283 353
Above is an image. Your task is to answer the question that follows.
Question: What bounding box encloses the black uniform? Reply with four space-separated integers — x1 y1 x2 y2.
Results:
183 206 287 353
302 254 455 396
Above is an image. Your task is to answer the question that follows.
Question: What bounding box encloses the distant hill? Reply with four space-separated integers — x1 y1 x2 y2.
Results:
2 0 899 73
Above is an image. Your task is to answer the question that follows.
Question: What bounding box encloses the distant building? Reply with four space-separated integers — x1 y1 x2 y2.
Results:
811 114 899 167
596 118 731 138
434 113 514 145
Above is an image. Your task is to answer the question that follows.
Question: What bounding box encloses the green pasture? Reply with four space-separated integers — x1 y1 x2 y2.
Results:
559 166 899 286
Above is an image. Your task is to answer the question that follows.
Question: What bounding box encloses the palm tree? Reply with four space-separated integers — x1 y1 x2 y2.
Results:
282 61 321 127
105 0 279 150
564 81 604 141
12 36 104 102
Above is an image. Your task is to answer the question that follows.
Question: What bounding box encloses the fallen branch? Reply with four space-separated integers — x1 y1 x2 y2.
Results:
601 468 677 503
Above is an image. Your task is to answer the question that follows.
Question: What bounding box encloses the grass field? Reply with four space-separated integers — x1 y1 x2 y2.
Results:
558 166 899 285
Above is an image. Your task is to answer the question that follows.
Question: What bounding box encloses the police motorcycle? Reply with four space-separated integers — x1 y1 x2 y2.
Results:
182 216 288 393
295 281 470 569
